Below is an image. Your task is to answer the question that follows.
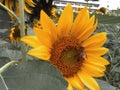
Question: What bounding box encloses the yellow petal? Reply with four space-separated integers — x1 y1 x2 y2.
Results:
78 19 98 42
71 6 89 38
84 56 108 68
81 66 105 77
82 60 105 77
82 32 107 48
85 47 109 56
65 75 85 90
86 55 110 65
21 36 41 48
40 10 57 42
24 3 32 14
27 46 51 60
34 27 52 48
78 71 100 90
67 84 73 90
83 62 106 72
57 4 73 36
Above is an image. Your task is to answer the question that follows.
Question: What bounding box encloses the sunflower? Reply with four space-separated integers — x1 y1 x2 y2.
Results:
33 20 43 29
51 7 58 18
96 7 107 14
76 7 82 13
0 0 35 20
21 4 109 90
10 25 27 43
29 0 54 22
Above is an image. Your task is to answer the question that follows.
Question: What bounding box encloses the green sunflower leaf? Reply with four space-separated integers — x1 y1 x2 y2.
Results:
1 60 67 90
97 79 116 90
95 14 120 24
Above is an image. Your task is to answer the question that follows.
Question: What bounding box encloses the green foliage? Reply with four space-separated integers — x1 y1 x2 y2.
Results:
95 14 120 24
0 60 68 90
96 23 120 89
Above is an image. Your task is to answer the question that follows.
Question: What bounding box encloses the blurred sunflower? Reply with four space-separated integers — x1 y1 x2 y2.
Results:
51 7 58 18
0 0 35 20
96 7 107 14
76 7 82 13
29 0 55 22
21 4 109 90
10 25 28 43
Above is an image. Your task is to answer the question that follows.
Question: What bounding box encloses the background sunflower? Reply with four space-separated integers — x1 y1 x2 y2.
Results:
0 0 35 20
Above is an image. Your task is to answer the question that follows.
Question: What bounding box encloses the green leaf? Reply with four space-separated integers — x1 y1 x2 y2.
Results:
97 79 116 90
1 60 68 90
95 14 120 24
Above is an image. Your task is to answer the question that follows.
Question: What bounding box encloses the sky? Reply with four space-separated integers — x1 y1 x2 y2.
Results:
57 0 120 10
99 0 120 10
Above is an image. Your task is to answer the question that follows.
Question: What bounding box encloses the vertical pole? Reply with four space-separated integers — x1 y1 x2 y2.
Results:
18 0 26 62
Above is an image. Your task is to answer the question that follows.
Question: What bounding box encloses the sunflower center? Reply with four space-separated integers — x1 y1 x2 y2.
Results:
50 36 86 77
61 47 79 66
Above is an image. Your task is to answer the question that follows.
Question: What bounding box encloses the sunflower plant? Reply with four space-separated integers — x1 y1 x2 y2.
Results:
0 0 35 20
0 0 68 90
21 4 109 90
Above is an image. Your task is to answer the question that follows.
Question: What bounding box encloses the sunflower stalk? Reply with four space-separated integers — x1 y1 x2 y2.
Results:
0 60 18 74
18 0 27 62
0 2 20 24
0 74 8 90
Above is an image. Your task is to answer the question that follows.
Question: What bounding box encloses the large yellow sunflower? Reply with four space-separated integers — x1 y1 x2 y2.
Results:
21 4 109 90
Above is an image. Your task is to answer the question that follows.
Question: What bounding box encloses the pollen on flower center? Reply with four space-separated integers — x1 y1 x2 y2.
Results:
61 47 79 66
50 36 86 77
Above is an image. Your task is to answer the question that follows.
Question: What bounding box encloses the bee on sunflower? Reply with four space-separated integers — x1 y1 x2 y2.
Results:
10 25 28 43
21 4 109 90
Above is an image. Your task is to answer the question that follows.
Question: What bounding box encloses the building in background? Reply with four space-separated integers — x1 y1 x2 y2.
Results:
53 0 100 12
53 0 120 11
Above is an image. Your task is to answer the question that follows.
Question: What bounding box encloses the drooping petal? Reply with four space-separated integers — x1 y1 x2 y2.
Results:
82 32 107 48
85 47 109 56
40 10 57 42
71 6 89 37
27 46 51 60
57 4 73 36
78 18 98 42
78 71 100 90
21 36 41 48
34 27 52 48
66 75 85 90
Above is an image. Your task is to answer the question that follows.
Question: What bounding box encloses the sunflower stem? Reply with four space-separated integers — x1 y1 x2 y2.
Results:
18 0 27 62
0 2 20 24
0 74 9 90
0 60 18 74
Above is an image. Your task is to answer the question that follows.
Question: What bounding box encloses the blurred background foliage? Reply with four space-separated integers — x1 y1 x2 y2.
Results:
0 0 120 90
